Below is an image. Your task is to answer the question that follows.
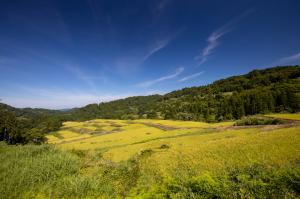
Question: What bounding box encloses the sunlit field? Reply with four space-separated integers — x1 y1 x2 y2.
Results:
265 113 300 121
47 115 300 167
47 119 235 161
1 115 299 198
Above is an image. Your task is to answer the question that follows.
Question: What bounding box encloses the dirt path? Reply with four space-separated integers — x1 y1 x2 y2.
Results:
216 122 299 131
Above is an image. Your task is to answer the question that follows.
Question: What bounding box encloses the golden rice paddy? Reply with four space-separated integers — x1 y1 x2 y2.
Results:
47 114 300 174
265 113 300 121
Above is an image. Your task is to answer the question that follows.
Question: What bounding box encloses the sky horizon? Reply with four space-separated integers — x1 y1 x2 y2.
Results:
1 0 300 109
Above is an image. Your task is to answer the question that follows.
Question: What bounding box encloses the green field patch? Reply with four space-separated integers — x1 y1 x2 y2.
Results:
50 132 64 139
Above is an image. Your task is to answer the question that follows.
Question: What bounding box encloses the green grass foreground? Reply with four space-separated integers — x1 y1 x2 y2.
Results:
0 144 299 199
1 126 300 198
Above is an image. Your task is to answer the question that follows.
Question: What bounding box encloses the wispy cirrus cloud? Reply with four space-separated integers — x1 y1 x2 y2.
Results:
3 85 167 109
114 28 185 76
277 52 300 64
142 27 186 62
66 65 107 88
195 10 252 66
143 38 171 61
4 86 136 109
194 27 231 65
178 71 205 82
143 28 185 62
137 67 184 87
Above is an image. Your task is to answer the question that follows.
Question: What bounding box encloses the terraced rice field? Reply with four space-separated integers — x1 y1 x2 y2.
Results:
48 119 230 161
47 114 300 171
2 114 299 198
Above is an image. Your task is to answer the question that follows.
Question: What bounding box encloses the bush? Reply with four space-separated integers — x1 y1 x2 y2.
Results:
159 144 170 149
235 117 285 126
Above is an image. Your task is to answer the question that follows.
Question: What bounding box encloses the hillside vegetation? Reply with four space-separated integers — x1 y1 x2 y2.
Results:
70 66 300 122
0 103 63 144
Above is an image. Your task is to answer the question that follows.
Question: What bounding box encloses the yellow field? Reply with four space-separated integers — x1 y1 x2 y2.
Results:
47 115 300 175
48 119 231 154
265 113 300 120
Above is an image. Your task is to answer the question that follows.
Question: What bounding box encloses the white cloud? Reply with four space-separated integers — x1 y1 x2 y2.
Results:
195 10 252 66
277 52 300 64
2 87 135 109
178 71 205 82
113 28 185 76
4 95 99 109
143 38 171 61
2 85 169 109
65 65 107 87
137 67 184 87
143 28 185 62
113 38 172 76
194 24 233 66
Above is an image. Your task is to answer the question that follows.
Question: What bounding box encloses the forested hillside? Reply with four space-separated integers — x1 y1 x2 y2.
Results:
1 66 299 144
0 103 63 144
72 66 300 121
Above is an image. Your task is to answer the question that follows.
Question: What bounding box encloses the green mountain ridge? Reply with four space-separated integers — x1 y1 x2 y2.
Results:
69 65 300 121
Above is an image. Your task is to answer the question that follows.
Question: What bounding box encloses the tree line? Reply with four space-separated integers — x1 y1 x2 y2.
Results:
0 104 63 144
76 66 299 122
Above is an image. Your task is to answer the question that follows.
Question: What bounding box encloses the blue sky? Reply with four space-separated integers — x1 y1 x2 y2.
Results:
0 0 300 109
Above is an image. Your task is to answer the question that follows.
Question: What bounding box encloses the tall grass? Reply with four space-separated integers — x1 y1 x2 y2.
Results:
0 142 80 198
1 142 299 198
0 143 144 198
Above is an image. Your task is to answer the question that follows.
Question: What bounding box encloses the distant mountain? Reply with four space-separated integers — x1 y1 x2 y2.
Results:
58 108 72 112
0 103 61 118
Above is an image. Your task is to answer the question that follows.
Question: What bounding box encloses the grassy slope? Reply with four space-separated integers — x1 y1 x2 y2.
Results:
1 114 299 198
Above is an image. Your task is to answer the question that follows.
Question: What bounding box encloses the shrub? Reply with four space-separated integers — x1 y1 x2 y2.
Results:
159 144 170 149
140 149 154 157
235 117 285 126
